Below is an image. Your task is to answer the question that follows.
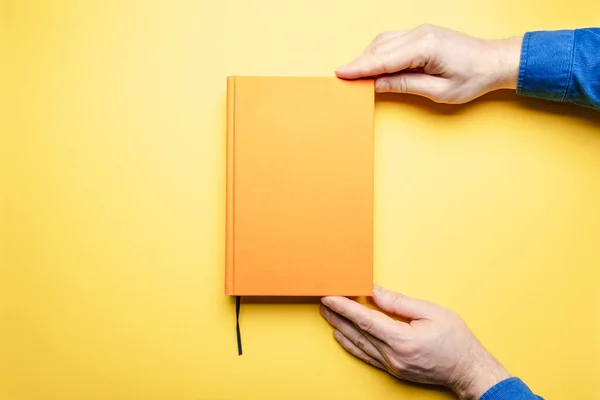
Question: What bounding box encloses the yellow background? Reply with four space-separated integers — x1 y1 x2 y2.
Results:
2 1 600 399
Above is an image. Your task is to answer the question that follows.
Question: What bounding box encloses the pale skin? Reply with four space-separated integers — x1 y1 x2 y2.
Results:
322 25 524 400
321 286 510 400
335 24 523 103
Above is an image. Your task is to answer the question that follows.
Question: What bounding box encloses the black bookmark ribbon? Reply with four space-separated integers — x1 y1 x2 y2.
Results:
235 296 243 355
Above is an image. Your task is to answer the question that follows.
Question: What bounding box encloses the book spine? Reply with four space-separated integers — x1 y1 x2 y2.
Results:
225 77 235 295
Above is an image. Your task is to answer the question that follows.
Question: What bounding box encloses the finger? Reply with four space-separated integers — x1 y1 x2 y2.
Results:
320 305 386 359
375 73 448 101
347 31 408 70
333 330 386 370
363 30 408 53
335 41 426 79
372 285 436 320
366 30 415 56
321 296 408 342
373 30 408 43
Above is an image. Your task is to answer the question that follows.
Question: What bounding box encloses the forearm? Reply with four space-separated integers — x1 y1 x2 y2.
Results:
516 28 600 110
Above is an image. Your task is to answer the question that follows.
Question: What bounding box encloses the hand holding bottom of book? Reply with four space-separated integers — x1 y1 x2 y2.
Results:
320 286 510 400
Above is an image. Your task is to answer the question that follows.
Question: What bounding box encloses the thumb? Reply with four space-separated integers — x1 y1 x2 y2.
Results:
375 73 449 102
372 285 434 320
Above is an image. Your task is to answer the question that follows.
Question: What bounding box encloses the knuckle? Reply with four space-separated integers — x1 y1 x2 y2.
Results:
400 341 419 359
374 32 388 43
389 358 405 373
368 37 382 54
363 356 375 366
389 336 403 352
416 23 435 32
396 76 408 94
357 316 374 333
355 334 367 351
390 334 419 359
391 292 404 306
399 77 407 94
368 42 381 54
374 58 388 74
421 31 440 48
379 52 393 72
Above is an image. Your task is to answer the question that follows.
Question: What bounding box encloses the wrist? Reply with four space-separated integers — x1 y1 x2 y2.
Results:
451 342 511 400
486 35 523 91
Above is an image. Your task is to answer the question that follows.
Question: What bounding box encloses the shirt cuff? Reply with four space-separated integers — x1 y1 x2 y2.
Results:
479 377 540 400
517 30 575 102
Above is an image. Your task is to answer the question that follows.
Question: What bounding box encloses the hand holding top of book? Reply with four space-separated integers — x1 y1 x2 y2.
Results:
320 285 511 400
335 24 523 105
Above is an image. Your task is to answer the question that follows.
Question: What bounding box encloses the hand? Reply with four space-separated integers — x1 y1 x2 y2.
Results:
335 24 523 104
320 285 511 400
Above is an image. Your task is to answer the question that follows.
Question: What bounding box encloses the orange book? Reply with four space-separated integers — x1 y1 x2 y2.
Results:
226 76 374 296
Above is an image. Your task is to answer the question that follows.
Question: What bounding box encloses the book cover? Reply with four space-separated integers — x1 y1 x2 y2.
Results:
226 76 374 296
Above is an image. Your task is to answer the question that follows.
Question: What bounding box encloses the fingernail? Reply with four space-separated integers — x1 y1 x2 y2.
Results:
319 304 330 318
321 297 332 306
336 64 348 71
333 330 342 340
373 284 383 295
375 80 387 91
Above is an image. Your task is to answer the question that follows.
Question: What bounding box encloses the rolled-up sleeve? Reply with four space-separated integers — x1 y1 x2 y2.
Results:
517 28 600 110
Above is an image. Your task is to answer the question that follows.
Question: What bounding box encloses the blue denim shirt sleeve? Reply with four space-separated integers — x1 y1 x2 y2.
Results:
517 28 600 110
479 378 543 400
